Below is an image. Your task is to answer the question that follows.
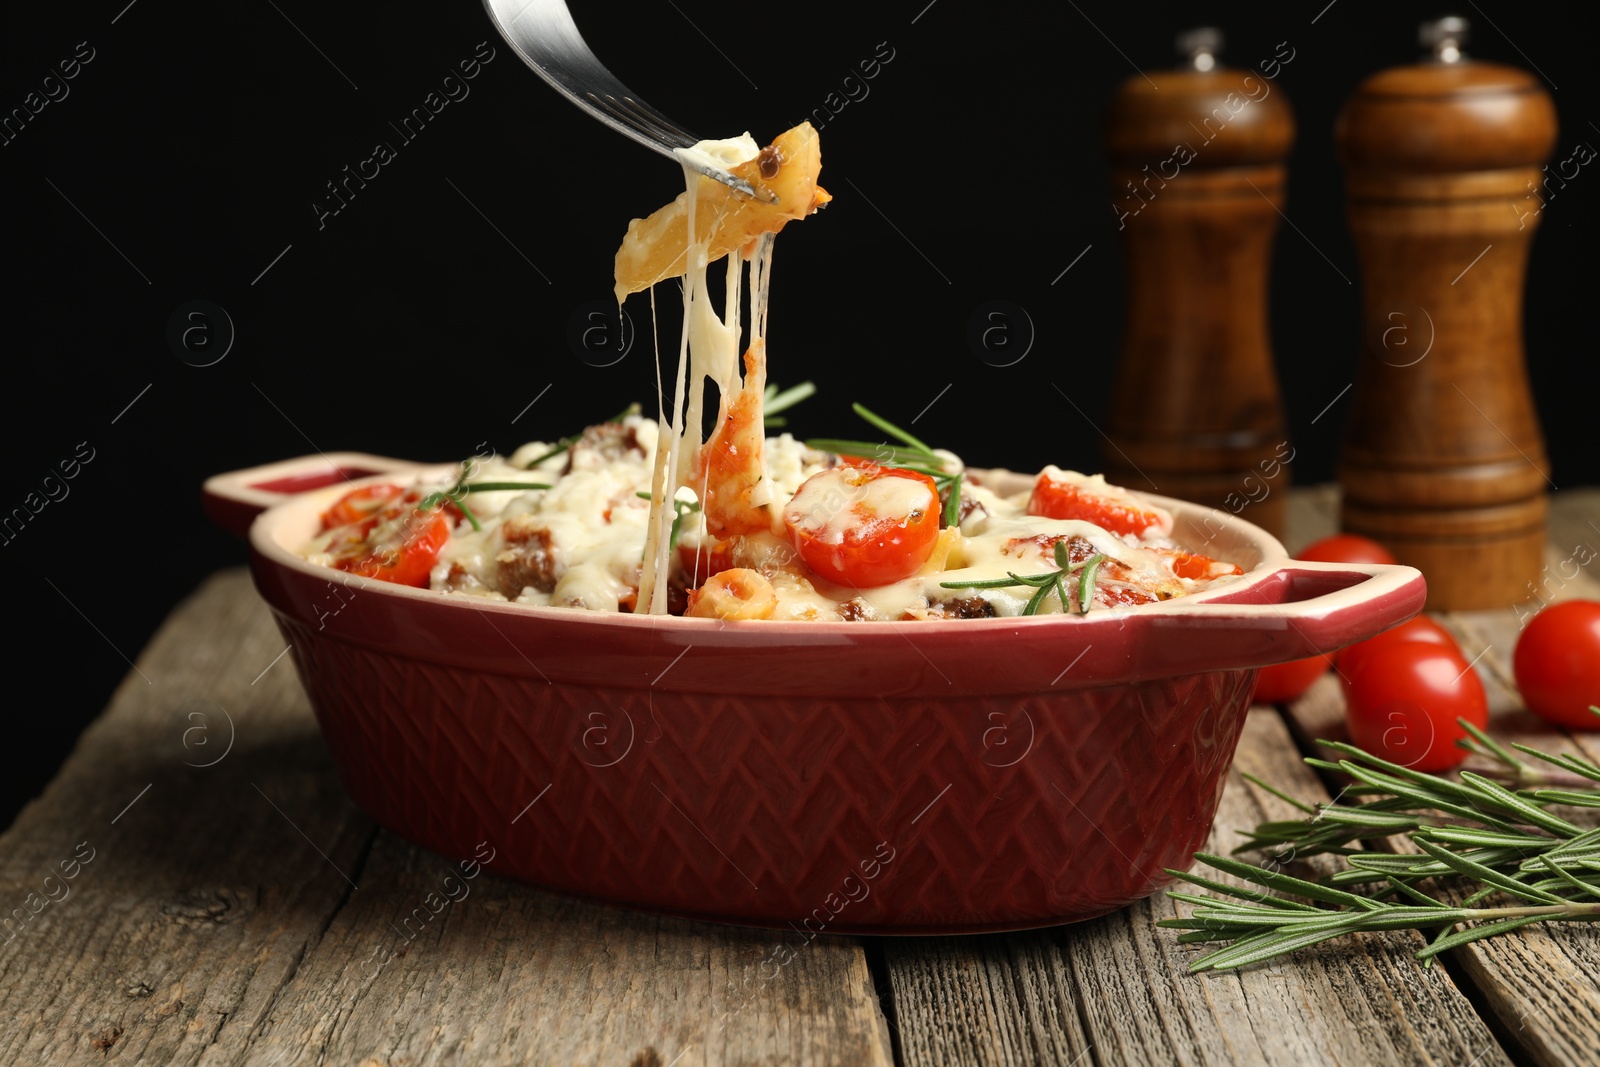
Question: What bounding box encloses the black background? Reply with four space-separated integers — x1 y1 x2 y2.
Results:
2 0 1594 828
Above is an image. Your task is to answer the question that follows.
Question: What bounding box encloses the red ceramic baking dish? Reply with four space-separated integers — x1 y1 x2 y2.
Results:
205 453 1425 935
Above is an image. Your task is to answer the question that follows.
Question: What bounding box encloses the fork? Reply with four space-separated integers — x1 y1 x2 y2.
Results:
481 0 764 199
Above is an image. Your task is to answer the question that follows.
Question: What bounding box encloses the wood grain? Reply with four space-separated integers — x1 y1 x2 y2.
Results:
6 489 1593 1066
881 708 1510 1067
1275 491 1600 1067
1336 58 1557 609
0 571 893 1066
1101 64 1295 538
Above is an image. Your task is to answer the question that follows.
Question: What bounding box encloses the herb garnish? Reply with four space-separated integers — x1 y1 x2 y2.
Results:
636 492 700 551
938 540 1107 616
419 461 550 532
807 402 965 527
762 381 816 428
1162 712 1600 972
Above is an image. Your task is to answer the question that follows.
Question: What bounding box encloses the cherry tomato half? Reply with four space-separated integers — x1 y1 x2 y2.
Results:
1026 469 1169 538
1336 615 1459 680
1253 655 1333 705
1296 533 1398 566
1513 600 1600 730
320 483 407 532
323 487 453 588
1343 642 1488 771
783 466 940 588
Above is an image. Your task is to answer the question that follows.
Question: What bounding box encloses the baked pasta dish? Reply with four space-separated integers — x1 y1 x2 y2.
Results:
299 123 1243 620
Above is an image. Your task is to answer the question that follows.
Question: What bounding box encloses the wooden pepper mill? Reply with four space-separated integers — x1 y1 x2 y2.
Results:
1336 16 1555 610
1102 28 1295 538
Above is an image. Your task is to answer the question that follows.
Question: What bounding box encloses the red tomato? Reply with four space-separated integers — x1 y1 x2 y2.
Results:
1160 549 1244 580
1296 533 1398 566
783 466 940 588
1253 655 1332 704
1343 643 1488 771
1336 615 1459 680
321 484 407 531
1027 471 1167 537
1513 600 1600 730
326 490 453 588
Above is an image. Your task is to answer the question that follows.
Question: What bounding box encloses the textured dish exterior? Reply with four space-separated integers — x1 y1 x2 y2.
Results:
236 463 1424 933
275 603 1254 933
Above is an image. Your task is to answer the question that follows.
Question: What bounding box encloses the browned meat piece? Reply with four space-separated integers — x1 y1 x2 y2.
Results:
497 517 559 594
564 420 645 473
838 598 877 621
1003 533 1097 565
923 596 997 619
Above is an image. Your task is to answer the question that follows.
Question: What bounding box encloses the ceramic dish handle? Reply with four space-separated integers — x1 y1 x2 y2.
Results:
203 452 431 538
1175 559 1428 667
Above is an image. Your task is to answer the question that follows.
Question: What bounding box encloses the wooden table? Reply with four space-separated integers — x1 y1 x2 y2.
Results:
4 488 1598 1066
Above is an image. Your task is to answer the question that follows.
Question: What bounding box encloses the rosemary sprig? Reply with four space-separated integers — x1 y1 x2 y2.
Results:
806 403 965 527
636 492 699 551
419 462 551 532
762 381 816 428
1163 718 1600 971
938 540 1106 616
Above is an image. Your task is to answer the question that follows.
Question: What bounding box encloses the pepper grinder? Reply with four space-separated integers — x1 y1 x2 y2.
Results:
1102 28 1295 538
1336 16 1555 610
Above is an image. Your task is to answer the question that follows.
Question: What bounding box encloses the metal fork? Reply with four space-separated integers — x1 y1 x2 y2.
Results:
481 0 763 198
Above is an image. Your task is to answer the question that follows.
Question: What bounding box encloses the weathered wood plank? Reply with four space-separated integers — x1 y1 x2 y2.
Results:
0 570 893 1066
1274 490 1600 1067
881 708 1510 1067
1436 601 1600 1067
207 825 891 1067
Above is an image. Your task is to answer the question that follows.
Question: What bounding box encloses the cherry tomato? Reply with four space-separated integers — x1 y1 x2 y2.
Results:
1336 615 1458 680
325 489 453 588
1342 643 1488 771
1027 469 1167 537
320 484 407 532
783 466 940 588
1253 655 1333 704
1159 549 1243 580
1296 533 1398 566
1513 600 1600 730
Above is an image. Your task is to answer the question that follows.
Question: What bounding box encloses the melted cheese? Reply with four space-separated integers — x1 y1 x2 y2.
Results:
299 119 1248 619
302 430 1241 619
786 468 938 545
623 126 828 614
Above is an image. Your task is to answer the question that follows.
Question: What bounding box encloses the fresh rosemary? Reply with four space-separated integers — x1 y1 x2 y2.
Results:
806 402 965 527
1163 712 1600 972
636 492 699 551
762 381 816 428
418 462 550 532
938 539 1106 616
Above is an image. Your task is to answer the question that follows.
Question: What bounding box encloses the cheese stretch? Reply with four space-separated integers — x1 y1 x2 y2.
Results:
385 415 1242 620
299 124 1244 617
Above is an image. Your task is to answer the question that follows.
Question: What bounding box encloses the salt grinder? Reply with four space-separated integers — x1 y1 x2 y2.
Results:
1336 16 1555 610
1102 28 1295 538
